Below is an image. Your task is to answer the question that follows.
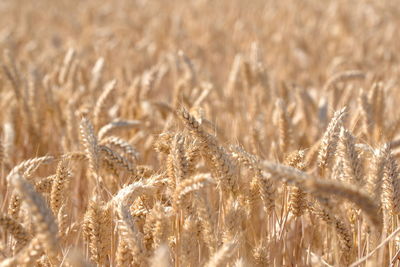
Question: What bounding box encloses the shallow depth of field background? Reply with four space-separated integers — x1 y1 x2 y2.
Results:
1 0 400 266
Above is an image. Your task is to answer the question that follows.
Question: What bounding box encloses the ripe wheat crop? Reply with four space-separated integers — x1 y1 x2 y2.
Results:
1 0 400 266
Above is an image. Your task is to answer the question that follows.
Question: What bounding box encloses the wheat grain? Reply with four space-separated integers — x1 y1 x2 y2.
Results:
0 2 399 266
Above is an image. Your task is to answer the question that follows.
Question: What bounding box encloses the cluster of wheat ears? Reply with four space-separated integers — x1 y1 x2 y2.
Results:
2 0 400 266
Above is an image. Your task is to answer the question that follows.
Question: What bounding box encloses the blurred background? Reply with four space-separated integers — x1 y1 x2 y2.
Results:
1 0 400 88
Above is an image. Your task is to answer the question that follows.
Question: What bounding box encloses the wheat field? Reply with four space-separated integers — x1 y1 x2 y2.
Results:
1 0 400 266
